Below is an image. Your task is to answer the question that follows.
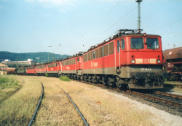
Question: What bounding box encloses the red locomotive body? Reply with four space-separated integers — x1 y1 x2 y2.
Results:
46 61 61 76
81 30 164 89
34 64 47 76
163 47 182 81
61 54 83 79
26 66 36 75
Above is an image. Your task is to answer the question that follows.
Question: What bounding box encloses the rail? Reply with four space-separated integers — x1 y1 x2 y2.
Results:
126 90 182 110
164 83 182 89
154 91 182 100
62 89 89 126
28 83 44 126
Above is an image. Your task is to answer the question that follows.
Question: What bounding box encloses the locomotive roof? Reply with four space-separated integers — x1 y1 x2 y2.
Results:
85 29 161 53
61 52 83 61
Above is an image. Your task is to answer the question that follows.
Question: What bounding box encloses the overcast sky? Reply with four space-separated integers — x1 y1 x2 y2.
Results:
0 0 182 55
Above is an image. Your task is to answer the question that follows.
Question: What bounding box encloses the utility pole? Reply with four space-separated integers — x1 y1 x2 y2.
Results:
48 45 52 63
136 0 142 33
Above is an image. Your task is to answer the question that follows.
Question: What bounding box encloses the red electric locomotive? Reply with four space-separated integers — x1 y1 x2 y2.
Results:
60 53 83 79
81 29 164 89
34 64 47 76
46 61 61 76
26 65 36 75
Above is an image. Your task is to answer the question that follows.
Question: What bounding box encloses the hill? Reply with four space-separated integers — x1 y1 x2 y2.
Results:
0 51 69 63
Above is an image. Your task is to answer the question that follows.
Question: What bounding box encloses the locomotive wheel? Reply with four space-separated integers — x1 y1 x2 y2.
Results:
116 77 128 90
108 76 116 88
102 76 108 86
92 75 97 84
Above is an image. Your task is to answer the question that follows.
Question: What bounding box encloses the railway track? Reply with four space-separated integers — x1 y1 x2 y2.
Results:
28 83 44 126
153 91 182 100
78 80 182 116
164 83 182 89
29 82 89 126
61 88 89 126
176 85 182 88
125 90 182 112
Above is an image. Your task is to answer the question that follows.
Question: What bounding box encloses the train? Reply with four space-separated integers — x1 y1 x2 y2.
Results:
20 29 164 90
163 47 182 81
16 0 165 89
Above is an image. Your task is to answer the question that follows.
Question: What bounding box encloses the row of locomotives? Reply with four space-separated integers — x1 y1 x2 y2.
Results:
23 0 164 90
26 61 61 77
163 47 182 81
81 29 164 89
24 30 164 90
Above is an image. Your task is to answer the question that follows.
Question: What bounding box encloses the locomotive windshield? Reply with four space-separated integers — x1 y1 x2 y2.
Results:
146 38 159 49
131 38 144 49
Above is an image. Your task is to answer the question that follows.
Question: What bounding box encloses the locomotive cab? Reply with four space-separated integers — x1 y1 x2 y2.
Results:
117 34 164 89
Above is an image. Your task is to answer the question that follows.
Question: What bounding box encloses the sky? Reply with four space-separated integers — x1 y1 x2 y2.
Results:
0 0 182 55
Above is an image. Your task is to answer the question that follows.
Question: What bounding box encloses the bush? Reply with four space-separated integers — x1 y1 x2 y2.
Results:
59 76 71 81
45 73 48 77
0 76 18 89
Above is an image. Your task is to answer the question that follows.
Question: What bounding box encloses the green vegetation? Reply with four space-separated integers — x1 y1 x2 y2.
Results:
0 76 41 126
0 76 19 89
0 76 21 103
164 80 182 85
0 51 69 63
59 76 71 81
45 73 48 77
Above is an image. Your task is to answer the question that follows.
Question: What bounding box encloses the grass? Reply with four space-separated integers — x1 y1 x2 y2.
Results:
58 80 156 126
164 80 182 85
0 76 19 89
164 80 182 94
0 76 21 103
34 76 83 126
59 76 71 81
0 75 42 126
45 73 48 77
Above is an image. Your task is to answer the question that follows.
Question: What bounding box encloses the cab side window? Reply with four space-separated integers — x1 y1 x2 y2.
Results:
92 51 96 59
101 47 104 57
121 39 125 50
104 45 108 56
109 42 114 55
99 48 102 58
117 40 120 52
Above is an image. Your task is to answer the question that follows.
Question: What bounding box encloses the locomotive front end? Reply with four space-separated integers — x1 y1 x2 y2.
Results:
118 34 164 89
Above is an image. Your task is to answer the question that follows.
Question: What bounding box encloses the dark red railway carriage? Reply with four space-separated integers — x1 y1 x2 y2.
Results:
163 47 182 81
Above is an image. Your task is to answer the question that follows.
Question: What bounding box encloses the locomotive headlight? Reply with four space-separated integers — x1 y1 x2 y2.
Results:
157 59 161 63
131 59 135 64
